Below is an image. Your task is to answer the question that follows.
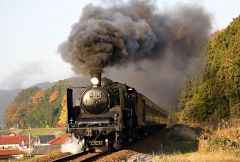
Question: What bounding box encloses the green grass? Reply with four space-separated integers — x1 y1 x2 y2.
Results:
151 125 240 162
0 128 67 137
161 140 198 154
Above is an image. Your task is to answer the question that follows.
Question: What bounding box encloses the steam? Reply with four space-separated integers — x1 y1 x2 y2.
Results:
58 0 212 108
61 137 83 154
58 0 211 74
104 57 203 108
0 62 44 90
0 61 74 90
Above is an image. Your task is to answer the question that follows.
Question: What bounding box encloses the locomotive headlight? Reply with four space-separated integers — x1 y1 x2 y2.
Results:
90 77 99 86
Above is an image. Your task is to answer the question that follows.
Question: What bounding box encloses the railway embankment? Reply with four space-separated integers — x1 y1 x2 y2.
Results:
95 124 240 162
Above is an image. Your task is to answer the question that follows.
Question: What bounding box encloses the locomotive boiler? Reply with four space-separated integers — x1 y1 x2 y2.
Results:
67 70 168 150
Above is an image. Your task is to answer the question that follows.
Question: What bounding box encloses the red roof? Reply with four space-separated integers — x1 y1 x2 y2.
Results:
0 149 25 156
0 136 29 145
47 136 70 145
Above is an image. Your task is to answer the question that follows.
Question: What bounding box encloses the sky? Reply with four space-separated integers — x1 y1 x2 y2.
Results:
0 0 239 90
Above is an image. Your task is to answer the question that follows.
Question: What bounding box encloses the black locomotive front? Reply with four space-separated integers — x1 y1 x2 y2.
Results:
67 71 124 150
66 70 167 151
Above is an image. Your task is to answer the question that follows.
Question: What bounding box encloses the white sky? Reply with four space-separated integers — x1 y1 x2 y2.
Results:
0 0 239 90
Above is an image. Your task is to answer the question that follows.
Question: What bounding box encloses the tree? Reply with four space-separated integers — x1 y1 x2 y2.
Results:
179 16 240 123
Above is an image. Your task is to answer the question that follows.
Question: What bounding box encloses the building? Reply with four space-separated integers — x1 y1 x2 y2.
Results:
0 136 29 149
37 135 56 144
47 136 71 145
31 144 64 157
0 149 25 159
32 136 71 157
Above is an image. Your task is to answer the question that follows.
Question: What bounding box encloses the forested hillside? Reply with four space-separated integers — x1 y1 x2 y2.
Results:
3 76 90 128
4 80 69 128
179 16 240 123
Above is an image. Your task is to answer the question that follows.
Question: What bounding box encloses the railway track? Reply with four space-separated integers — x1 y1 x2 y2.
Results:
51 148 108 162
50 127 165 162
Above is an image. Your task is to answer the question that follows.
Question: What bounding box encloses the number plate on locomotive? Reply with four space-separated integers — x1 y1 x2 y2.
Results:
89 91 102 98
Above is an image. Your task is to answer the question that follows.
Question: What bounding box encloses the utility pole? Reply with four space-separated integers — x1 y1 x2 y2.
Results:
28 131 31 157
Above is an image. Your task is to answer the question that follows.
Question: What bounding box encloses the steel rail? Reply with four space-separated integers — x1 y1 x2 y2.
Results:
51 149 94 162
50 148 110 162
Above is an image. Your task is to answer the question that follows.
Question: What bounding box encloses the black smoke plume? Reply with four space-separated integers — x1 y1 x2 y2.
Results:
58 0 212 108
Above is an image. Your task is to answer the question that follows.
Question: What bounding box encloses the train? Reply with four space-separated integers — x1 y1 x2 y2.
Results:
66 70 168 150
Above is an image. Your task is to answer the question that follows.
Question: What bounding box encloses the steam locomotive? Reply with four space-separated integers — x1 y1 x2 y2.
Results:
67 70 168 150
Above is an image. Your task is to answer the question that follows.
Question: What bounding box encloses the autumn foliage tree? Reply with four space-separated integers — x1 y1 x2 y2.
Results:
32 90 45 105
57 95 67 127
179 16 240 123
49 91 59 103
4 86 40 128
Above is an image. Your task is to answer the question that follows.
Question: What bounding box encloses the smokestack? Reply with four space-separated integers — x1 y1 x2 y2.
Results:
90 69 102 87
